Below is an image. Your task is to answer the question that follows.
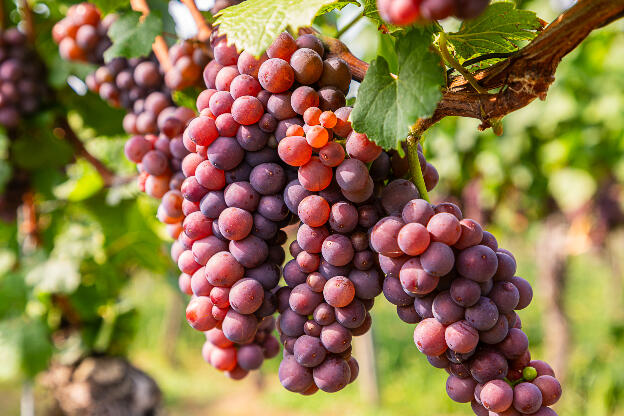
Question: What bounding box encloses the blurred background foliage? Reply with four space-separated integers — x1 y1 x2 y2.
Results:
1 0 624 415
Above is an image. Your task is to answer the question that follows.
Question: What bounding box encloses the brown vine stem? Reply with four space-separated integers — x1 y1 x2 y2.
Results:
180 0 213 42
18 191 40 253
18 0 35 44
55 117 120 187
0 0 6 30
318 0 624 132
130 0 172 72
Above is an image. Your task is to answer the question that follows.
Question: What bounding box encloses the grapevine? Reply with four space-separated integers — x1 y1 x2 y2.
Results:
0 0 619 414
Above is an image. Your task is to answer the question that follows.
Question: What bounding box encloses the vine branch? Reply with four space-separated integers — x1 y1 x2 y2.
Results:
18 0 35 43
320 0 624 132
180 0 212 42
55 117 121 187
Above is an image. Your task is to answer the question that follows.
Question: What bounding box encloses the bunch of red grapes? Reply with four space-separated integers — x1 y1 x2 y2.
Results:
52 2 113 64
377 0 491 25
0 28 50 128
268 44 438 390
57 2 563 409
86 57 166 110
370 198 561 415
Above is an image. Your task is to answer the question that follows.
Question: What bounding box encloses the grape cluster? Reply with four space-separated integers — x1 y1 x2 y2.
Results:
376 0 491 25
86 57 166 110
370 196 561 415
0 28 49 128
165 41 211 91
52 2 113 64
275 150 437 394
123 101 195 228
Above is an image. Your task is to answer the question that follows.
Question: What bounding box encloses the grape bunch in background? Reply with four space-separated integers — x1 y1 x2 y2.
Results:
165 41 212 91
377 0 491 25
370 198 562 415
0 28 50 128
86 57 166 110
53 2 113 64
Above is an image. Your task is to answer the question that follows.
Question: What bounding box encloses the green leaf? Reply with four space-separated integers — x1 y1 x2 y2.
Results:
12 129 73 171
352 28 444 151
215 0 348 56
89 0 128 14
172 88 200 110
147 0 176 42
360 0 402 34
318 1 360 14
53 159 105 202
377 32 398 74
20 320 53 378
446 2 542 61
103 11 162 62
202 10 216 25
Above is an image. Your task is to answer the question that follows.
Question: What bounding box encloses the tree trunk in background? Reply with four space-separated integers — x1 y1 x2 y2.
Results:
606 230 624 321
352 330 379 405
162 291 184 366
21 380 34 416
536 215 571 381
43 356 161 416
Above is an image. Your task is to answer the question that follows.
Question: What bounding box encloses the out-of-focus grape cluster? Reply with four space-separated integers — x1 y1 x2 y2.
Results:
0 28 50 128
377 0 491 26
53 2 113 64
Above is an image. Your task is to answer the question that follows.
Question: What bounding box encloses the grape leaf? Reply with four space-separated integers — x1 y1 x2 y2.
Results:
352 28 444 151
377 32 398 74
103 11 161 62
215 0 350 56
318 1 360 14
446 2 542 61
89 0 128 14
172 88 199 110
147 0 176 40
360 0 402 34
20 319 53 378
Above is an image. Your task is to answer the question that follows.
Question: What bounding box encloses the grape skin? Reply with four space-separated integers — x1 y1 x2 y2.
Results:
279 355 314 393
480 379 513 412
294 335 327 367
312 357 351 393
513 382 543 414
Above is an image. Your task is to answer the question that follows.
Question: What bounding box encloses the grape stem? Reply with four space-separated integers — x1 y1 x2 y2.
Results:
406 133 430 203
55 117 126 187
180 0 213 42
0 0 6 30
336 13 363 38
18 0 35 44
18 191 40 253
437 32 488 95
